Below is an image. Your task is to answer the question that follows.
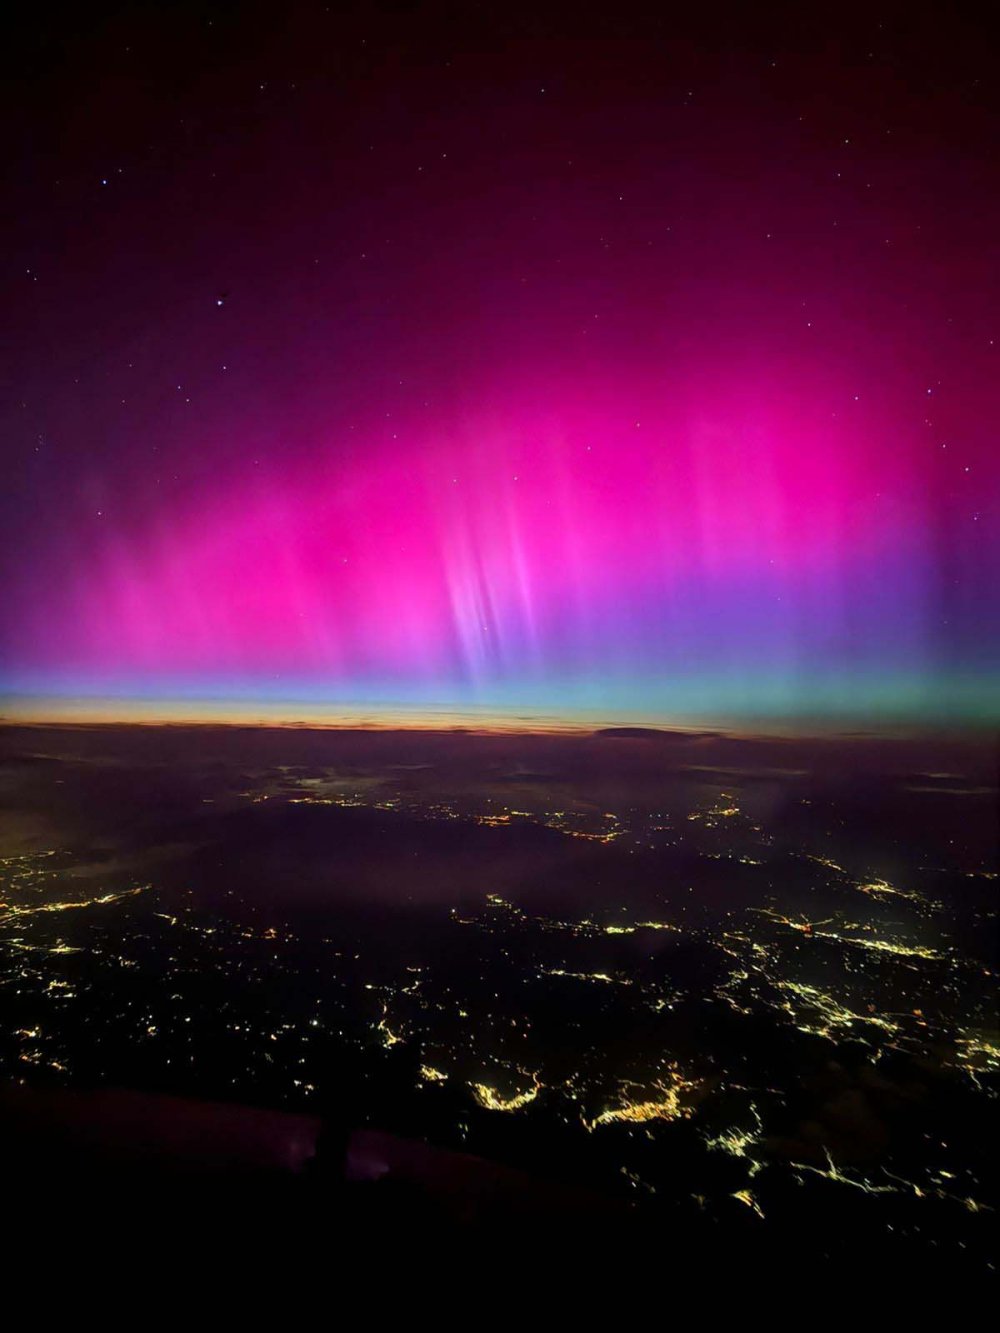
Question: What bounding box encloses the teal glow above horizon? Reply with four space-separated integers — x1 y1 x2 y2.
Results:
4 663 997 730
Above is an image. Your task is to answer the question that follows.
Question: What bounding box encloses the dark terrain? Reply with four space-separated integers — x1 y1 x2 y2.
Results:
0 722 996 1272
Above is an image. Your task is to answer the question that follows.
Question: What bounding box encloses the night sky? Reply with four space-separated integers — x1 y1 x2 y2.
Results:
2 2 997 724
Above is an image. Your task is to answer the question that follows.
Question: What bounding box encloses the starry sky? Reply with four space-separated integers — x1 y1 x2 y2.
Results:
1 2 997 726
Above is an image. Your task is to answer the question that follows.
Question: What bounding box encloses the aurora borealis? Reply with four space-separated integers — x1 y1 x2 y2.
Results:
2 4 996 726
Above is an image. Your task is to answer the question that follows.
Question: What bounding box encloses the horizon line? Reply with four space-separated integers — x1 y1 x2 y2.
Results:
1 692 995 740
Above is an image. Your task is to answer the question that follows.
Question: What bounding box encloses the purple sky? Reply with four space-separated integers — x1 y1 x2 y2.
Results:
2 3 996 723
